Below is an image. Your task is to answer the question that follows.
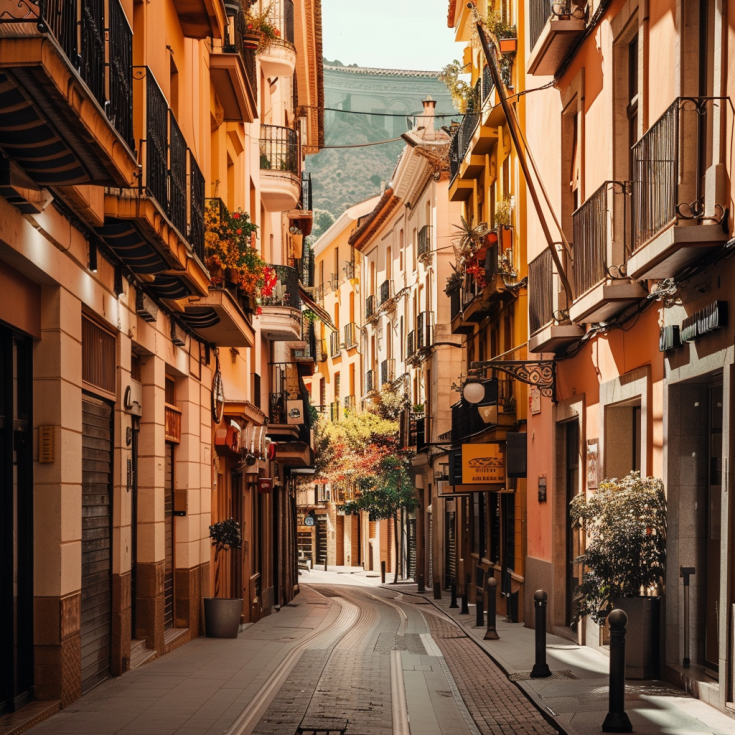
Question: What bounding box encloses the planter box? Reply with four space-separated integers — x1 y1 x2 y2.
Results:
498 38 517 54
612 596 661 679
204 598 243 638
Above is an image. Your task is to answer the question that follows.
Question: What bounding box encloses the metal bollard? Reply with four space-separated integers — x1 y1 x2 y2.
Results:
484 576 499 640
602 609 633 733
680 567 695 668
433 581 442 600
324 558 328 572
460 574 470 615
381 561 386 584
475 585 484 627
450 582 458 608
417 572 425 593
530 590 551 678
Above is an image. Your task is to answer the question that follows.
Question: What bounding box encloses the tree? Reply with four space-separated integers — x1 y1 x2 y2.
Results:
209 518 242 598
344 455 417 583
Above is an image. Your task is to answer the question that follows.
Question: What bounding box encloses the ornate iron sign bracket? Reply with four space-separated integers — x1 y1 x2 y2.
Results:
470 360 556 400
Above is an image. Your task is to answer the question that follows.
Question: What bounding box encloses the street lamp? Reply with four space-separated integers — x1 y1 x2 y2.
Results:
462 377 486 404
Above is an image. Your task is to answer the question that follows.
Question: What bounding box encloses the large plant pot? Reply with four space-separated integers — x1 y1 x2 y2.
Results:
612 596 660 679
204 598 243 638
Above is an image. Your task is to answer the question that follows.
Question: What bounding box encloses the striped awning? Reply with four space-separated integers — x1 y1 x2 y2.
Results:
0 72 89 185
95 219 170 275
298 285 336 331
148 276 193 301
179 307 221 330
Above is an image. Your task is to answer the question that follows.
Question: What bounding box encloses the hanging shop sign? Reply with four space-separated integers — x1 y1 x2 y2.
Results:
461 443 506 485
258 477 273 494
661 301 727 351
303 511 317 527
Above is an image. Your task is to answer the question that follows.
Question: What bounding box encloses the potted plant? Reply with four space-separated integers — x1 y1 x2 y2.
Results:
204 518 243 638
243 3 281 53
570 472 666 678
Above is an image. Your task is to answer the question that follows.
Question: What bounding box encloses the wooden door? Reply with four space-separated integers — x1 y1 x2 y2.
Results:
81 395 113 693
164 443 174 631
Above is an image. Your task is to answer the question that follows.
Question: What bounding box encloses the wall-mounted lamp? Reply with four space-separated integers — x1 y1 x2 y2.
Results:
462 377 486 404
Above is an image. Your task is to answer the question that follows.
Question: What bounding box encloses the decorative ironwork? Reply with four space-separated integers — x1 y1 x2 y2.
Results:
188 151 205 261
365 369 375 393
406 331 415 360
108 0 134 148
260 265 300 308
379 279 393 305
471 359 556 399
260 124 299 174
365 294 375 319
80 0 105 107
300 172 313 211
168 111 187 236
144 71 168 210
529 249 554 334
418 225 431 260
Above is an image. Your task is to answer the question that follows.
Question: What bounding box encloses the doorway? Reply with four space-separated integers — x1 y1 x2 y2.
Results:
131 419 140 637
565 420 581 628
164 443 175 631
0 327 33 714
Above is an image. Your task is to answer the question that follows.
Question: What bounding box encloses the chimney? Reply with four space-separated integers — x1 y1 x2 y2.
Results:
421 95 436 136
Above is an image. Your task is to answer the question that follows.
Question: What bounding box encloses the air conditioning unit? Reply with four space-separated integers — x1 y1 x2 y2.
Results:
136 291 159 323
170 320 187 347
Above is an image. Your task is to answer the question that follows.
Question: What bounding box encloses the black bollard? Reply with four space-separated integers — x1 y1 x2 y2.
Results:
417 572 425 593
475 586 484 627
433 581 442 600
530 590 551 678
460 574 470 615
324 558 328 572
449 582 458 608
380 561 386 584
602 609 632 733
484 576 499 640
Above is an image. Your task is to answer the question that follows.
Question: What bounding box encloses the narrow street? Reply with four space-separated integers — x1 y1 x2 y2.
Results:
25 574 557 735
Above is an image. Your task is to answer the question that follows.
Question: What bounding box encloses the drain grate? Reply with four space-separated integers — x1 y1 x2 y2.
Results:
509 669 577 682
296 716 348 734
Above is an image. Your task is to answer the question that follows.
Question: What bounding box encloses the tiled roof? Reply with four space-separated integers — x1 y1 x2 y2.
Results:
348 188 400 250
324 65 440 78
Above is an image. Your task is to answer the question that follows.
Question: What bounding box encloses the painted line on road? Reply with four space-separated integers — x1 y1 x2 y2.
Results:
390 649 411 735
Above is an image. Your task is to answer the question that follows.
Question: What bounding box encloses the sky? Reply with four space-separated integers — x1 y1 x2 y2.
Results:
321 0 458 71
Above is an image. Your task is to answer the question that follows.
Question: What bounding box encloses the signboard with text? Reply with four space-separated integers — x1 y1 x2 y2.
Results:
461 443 505 485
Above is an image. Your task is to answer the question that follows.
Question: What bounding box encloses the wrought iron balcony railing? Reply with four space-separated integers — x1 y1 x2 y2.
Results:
142 70 169 217
300 171 313 211
529 248 554 335
572 181 629 297
260 124 299 174
168 112 187 237
329 401 340 423
269 0 295 45
406 331 416 360
224 7 258 100
344 395 357 412
365 294 375 319
529 0 555 51
316 338 327 362
418 225 431 259
329 331 340 358
189 154 205 262
379 279 394 305
365 369 375 393
343 323 358 349
108 0 134 149
416 312 432 350
380 358 395 386
482 64 494 102
345 260 356 280
449 78 482 184
260 265 300 308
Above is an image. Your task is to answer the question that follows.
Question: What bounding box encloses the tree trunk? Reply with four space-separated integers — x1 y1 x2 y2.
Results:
214 546 221 598
393 512 400 584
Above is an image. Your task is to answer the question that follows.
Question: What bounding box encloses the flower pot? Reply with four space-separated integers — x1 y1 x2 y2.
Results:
498 38 517 54
204 598 243 638
243 31 262 49
612 596 660 679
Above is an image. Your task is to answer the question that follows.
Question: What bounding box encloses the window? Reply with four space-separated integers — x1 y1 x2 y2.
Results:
399 229 404 270
165 377 176 405
253 373 261 409
334 372 341 398
334 246 339 282
319 377 326 407
131 353 142 382
627 35 639 178
82 317 116 394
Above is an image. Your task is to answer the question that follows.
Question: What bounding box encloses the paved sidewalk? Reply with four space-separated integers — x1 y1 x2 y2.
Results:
392 584 735 735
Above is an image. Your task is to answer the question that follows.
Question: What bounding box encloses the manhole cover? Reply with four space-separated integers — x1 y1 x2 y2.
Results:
509 670 577 681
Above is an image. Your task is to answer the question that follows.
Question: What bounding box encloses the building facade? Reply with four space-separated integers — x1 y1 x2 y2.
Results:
0 0 321 721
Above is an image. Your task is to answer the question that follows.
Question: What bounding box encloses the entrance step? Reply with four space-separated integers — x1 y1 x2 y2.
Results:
163 628 190 655
130 639 157 670
0 699 60 735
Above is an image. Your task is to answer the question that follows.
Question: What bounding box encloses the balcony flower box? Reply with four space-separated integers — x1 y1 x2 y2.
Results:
498 38 517 54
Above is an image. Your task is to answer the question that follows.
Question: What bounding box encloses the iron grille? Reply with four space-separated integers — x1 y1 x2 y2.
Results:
188 151 205 261
417 312 432 349
329 331 340 357
80 0 106 108
329 401 340 423
379 279 393 305
449 126 460 183
529 0 554 52
168 112 187 236
226 8 258 100
365 369 375 393
145 72 168 212
108 0 134 148
365 295 375 319
261 265 300 308
301 172 313 210
407 331 415 359
418 225 431 258
43 0 78 75
344 395 356 412
529 249 554 335
260 124 299 174
482 64 494 102
343 323 357 349
380 359 395 386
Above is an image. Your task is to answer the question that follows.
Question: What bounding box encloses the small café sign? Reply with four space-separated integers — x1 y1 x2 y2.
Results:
660 301 727 351
461 443 505 485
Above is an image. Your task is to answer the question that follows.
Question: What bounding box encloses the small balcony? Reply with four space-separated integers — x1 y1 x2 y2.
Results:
528 248 583 353
418 225 431 262
365 294 376 320
258 265 302 340
380 358 396 386
292 318 316 372
344 395 357 412
0 0 137 189
172 0 227 39
416 312 433 351
259 124 301 211
345 260 357 280
365 369 376 394
259 0 296 77
97 69 209 298
329 331 340 358
527 1 586 77
379 279 394 306
343 323 358 349
406 331 416 361
626 98 730 279
569 182 646 324
211 7 258 123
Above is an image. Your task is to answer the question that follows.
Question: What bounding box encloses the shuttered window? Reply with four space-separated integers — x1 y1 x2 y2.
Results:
82 317 116 394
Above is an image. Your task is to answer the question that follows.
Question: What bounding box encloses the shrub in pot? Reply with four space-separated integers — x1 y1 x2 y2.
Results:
570 472 666 678
204 518 243 638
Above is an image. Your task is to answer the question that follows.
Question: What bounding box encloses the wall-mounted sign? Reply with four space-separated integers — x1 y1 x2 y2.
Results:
586 439 599 489
662 301 727 351
258 477 273 494
304 511 316 527
461 443 505 485
529 386 541 415
538 476 547 503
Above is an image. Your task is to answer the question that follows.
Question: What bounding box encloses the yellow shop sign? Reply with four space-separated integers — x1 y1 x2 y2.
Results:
462 443 505 485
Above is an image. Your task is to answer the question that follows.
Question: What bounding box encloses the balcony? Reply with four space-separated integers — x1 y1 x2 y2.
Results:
379 279 394 306
345 260 357 280
527 1 586 77
316 338 327 362
0 0 137 189
569 182 646 324
172 0 227 39
211 7 258 123
365 369 376 394
258 265 302 340
626 98 730 279
416 312 433 351
329 401 341 423
449 79 482 190
259 124 301 211
418 225 431 262
406 331 416 361
259 0 296 77
365 295 376 320
329 331 340 358
179 282 255 347
292 318 316 372
97 69 209 297
380 358 396 386
344 395 357 412
343 322 358 349
528 248 583 353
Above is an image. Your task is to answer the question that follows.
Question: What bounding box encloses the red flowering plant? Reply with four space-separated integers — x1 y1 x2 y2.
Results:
204 200 264 297
244 3 281 53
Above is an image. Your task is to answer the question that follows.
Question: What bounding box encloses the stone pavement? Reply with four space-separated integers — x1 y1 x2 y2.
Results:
392 583 735 735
